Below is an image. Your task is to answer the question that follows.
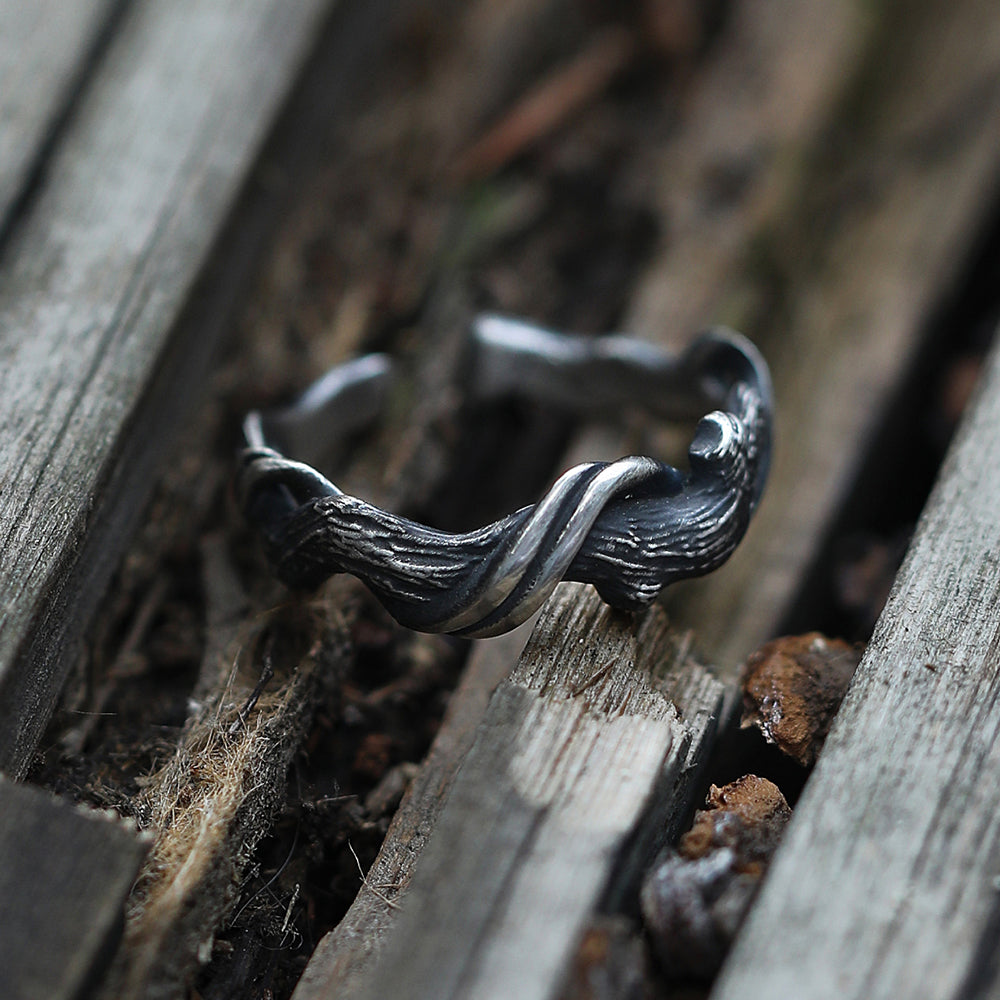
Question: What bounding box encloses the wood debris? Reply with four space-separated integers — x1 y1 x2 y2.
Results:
454 25 637 180
640 775 791 980
740 632 862 765
558 916 649 1000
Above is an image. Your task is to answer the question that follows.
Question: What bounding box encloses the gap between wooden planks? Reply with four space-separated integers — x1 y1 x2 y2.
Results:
713 318 1000 999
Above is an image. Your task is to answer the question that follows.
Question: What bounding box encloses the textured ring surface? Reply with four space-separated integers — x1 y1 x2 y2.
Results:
237 316 773 638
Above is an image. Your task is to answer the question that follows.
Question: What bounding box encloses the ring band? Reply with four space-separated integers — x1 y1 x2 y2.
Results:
237 316 773 638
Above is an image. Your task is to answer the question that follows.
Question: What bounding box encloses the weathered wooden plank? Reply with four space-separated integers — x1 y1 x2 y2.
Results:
343 584 723 1000
0 0 120 232
294 440 674 1000
0 0 334 776
655 0 1000 670
712 324 1000 999
627 0 865 343
0 775 147 1000
292 389 722 1000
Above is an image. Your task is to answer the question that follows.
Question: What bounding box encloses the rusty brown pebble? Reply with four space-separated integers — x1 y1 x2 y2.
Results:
640 776 791 980
740 632 863 765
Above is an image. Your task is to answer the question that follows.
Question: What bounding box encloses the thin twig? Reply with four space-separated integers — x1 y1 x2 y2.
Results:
454 26 637 180
570 661 615 698
230 635 275 734
349 840 400 910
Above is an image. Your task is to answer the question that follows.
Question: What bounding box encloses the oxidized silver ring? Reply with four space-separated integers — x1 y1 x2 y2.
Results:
237 316 773 638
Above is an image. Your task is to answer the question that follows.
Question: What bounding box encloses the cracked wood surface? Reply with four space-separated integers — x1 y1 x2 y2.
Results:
713 325 1000 999
299 584 723 1000
0 0 333 775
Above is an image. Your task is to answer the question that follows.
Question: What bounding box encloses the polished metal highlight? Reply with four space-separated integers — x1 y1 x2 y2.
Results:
237 315 773 638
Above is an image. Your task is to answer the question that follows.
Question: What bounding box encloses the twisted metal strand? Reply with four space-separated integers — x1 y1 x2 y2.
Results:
237 317 772 638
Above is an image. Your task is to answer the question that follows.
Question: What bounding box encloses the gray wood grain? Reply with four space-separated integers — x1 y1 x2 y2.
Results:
0 775 147 1000
632 0 1000 673
346 583 723 1000
712 325 1000 999
0 0 333 776
0 0 120 233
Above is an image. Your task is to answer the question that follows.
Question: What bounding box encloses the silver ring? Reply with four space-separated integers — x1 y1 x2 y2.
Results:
237 315 773 638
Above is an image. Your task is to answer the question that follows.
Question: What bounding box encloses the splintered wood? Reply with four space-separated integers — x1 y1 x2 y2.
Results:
297 584 723 1000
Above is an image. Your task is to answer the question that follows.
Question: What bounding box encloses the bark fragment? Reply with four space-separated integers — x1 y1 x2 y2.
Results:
640 775 790 980
740 632 861 764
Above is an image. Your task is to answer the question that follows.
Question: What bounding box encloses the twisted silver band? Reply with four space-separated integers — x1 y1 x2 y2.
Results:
237 316 773 638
